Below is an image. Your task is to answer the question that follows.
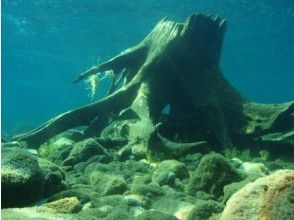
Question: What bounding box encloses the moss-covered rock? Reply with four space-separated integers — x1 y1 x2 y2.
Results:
187 153 243 199
1 147 45 208
86 195 134 219
39 137 75 163
131 182 165 201
154 171 176 186
63 138 109 166
152 197 195 219
186 199 224 220
73 155 111 173
48 188 96 205
1 207 73 220
83 160 150 184
38 158 66 197
152 160 189 186
43 197 81 213
180 153 203 171
76 208 107 220
123 194 148 208
135 210 177 220
90 172 128 196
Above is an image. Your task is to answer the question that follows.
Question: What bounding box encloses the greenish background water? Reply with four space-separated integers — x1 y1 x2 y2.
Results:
2 0 294 135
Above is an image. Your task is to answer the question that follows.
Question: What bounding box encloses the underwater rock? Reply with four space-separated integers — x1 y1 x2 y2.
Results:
73 155 111 173
221 169 294 220
75 207 108 220
1 147 45 208
152 197 195 220
38 158 66 197
1 207 73 220
153 160 189 179
123 194 148 208
43 197 81 214
131 182 166 202
39 137 75 163
135 209 178 220
222 174 261 203
83 160 151 185
187 153 243 199
47 188 95 205
63 138 109 167
239 161 269 177
154 171 176 186
185 199 224 220
180 153 203 172
79 195 135 219
89 171 128 196
152 160 189 186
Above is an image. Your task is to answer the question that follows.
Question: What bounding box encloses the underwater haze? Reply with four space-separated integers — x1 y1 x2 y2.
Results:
2 0 294 135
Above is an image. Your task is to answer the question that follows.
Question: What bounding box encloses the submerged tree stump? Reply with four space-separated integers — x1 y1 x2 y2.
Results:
13 13 293 159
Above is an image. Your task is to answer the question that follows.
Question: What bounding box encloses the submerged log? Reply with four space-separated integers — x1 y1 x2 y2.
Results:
13 13 293 159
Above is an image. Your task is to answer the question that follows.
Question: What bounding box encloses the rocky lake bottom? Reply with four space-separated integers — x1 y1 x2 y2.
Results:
1 130 294 220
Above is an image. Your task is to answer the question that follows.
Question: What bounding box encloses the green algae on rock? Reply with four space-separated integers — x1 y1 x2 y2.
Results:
1 147 45 208
135 209 178 220
38 158 66 197
152 160 189 186
187 153 243 199
63 138 110 167
43 197 81 214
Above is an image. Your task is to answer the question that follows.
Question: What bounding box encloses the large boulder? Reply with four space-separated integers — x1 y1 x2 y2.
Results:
187 153 243 198
1 147 44 208
221 169 294 220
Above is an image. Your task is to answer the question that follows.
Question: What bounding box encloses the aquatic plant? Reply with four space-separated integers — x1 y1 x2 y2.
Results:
85 74 99 101
84 71 112 101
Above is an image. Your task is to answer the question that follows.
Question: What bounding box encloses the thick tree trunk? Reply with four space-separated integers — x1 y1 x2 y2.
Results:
13 13 293 159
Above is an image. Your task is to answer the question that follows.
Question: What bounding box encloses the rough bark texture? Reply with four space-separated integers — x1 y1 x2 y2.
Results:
13 13 293 159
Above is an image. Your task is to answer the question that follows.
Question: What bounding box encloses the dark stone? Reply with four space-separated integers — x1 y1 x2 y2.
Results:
38 158 66 197
1 147 45 208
